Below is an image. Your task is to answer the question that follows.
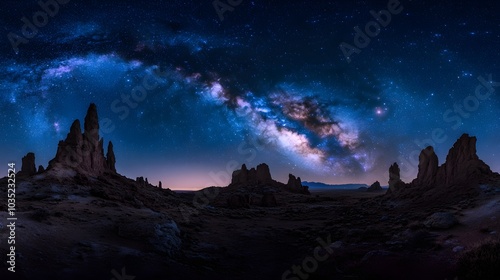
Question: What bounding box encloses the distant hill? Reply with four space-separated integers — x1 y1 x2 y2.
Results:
302 181 370 190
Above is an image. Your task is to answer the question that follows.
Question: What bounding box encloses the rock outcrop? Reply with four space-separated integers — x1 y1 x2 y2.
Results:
387 163 405 193
412 146 439 188
37 165 45 174
48 104 116 176
367 181 382 192
387 134 499 199
229 163 310 195
106 141 116 173
231 163 273 185
286 174 310 194
435 134 493 187
18 152 37 176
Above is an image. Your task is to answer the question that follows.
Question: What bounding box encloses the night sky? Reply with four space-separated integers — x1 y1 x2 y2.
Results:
1 0 499 189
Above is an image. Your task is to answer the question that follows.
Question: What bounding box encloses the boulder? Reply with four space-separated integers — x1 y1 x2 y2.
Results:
117 219 181 256
424 212 458 229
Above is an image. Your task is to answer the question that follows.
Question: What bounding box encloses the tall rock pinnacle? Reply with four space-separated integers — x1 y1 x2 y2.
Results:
106 141 116 173
48 103 117 175
412 146 439 188
18 152 37 176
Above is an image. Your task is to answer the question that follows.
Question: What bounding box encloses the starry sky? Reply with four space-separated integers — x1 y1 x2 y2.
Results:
1 0 499 189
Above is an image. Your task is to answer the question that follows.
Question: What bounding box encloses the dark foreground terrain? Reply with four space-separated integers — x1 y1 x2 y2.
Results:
1 174 499 280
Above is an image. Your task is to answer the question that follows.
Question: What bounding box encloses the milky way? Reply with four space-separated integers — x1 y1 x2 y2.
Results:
1 0 499 189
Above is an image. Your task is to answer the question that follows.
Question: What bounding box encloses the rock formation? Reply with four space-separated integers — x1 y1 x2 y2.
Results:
367 181 382 192
387 163 405 193
137 177 146 186
256 163 273 183
387 134 499 198
286 174 310 194
159 181 162 189
18 152 37 176
229 163 310 195
231 163 273 185
37 165 45 174
412 146 439 188
435 134 493 187
48 103 116 175
106 141 116 173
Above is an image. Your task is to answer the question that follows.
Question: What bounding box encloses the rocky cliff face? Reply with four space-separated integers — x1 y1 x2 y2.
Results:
436 134 493 187
388 134 498 198
48 103 116 176
411 146 439 188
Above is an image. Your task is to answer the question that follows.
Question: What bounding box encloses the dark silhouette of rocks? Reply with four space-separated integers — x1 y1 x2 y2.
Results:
106 141 116 172
37 165 45 174
367 181 382 192
387 163 405 193
412 146 439 188
48 104 116 176
286 174 310 194
159 181 162 189
136 176 156 188
256 163 273 183
435 134 493 187
387 134 500 202
229 163 309 195
231 163 273 185
18 152 37 176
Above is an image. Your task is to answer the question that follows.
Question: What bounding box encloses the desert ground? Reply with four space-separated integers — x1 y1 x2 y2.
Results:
1 175 499 280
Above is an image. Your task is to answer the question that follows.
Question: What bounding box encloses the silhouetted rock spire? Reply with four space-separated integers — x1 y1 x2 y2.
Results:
48 103 117 175
106 141 116 172
18 152 36 176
